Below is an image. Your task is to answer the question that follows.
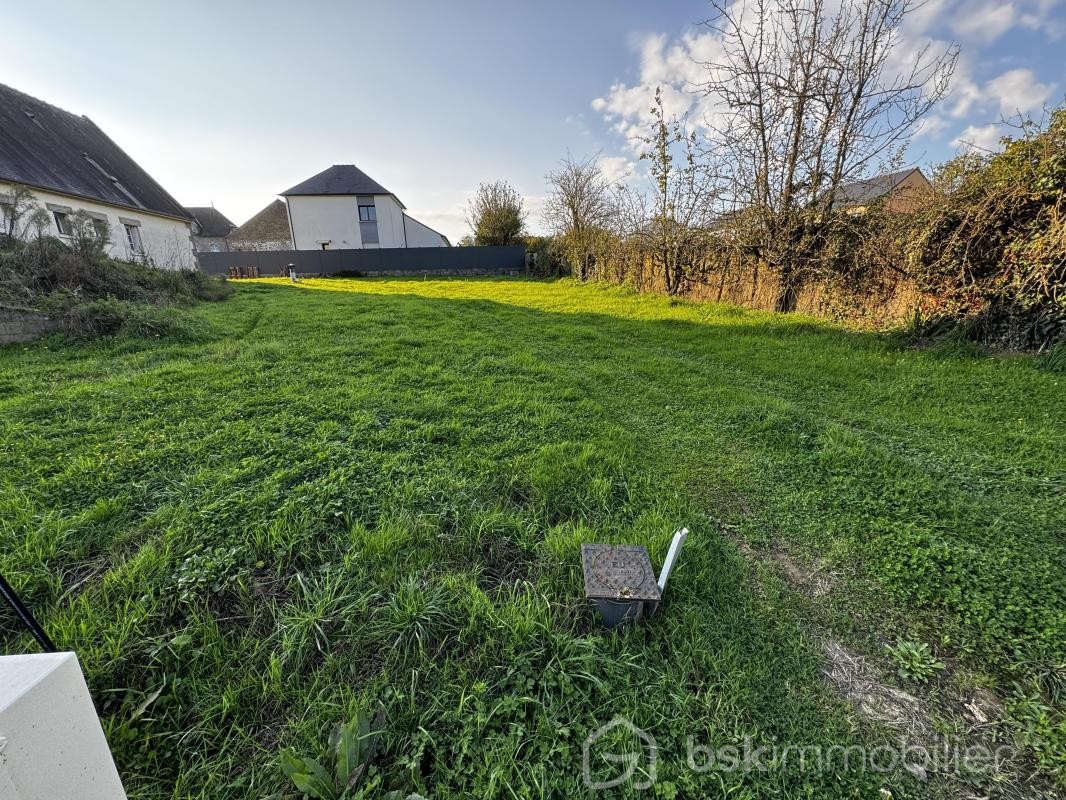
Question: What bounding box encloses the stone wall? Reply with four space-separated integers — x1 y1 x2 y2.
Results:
0 306 61 344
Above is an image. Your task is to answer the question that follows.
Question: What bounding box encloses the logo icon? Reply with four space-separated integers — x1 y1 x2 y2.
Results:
582 716 658 790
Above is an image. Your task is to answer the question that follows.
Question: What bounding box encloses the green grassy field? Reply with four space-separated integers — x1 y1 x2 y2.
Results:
1 277 1063 799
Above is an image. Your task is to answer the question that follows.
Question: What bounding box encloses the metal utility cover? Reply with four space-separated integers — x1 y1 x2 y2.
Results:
581 544 661 602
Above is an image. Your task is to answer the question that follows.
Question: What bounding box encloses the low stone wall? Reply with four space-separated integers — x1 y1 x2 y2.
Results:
0 306 62 344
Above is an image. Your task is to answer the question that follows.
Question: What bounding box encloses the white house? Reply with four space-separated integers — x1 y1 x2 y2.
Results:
0 83 196 269
281 164 449 250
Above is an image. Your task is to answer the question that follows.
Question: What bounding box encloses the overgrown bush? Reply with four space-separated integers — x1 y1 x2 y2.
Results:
1 243 232 308
907 109 1066 349
552 104 1065 350
0 231 231 341
523 236 568 277
64 298 212 342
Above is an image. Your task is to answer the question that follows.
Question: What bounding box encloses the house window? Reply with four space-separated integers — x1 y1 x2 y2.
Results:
92 217 109 240
358 203 376 222
54 211 72 236
0 202 12 233
124 223 143 255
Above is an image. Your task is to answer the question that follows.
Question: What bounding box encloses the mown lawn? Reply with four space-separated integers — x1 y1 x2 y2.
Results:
1 277 1063 799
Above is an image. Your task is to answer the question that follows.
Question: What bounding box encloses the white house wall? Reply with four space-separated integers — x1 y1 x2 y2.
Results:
0 181 195 270
286 195 362 250
373 196 405 248
286 194 415 250
403 214 447 247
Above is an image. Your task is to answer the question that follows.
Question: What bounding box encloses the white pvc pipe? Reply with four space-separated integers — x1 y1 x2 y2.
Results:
657 527 689 593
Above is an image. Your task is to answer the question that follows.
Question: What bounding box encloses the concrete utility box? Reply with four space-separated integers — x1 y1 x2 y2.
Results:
0 652 127 800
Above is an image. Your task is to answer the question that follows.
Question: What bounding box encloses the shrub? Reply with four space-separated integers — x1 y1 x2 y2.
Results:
523 236 567 277
906 109 1066 349
1 239 231 309
467 180 526 246
65 298 211 342
0 238 231 341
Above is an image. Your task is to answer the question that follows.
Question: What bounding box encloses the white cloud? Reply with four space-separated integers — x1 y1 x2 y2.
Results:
914 113 952 138
415 209 467 244
523 194 548 235
1019 0 1064 34
951 1 1019 42
984 68 1055 115
948 74 985 118
948 0 1063 41
590 31 724 153
598 155 635 184
903 0 956 36
952 123 1006 150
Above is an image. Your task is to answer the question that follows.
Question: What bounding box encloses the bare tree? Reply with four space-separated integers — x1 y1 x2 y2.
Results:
0 184 43 241
26 207 52 242
630 89 721 295
699 0 958 309
466 180 526 246
543 153 617 279
69 210 110 262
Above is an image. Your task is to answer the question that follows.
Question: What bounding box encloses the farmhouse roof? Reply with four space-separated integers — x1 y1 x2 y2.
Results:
228 199 292 246
185 206 236 237
281 164 404 207
0 83 191 221
833 168 925 207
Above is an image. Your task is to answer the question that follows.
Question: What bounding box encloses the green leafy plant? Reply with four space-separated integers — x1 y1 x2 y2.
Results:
1039 340 1066 374
1007 677 1066 784
173 545 242 604
886 640 945 684
279 705 395 799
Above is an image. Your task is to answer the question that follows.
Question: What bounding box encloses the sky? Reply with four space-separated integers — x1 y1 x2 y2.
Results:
2 0 1063 243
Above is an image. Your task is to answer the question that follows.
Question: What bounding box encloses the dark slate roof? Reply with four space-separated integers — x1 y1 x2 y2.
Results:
281 164 402 205
185 206 236 237
0 83 191 221
834 168 923 207
227 200 292 246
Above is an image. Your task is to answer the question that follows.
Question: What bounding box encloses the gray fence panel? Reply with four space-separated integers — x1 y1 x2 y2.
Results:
196 246 526 276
